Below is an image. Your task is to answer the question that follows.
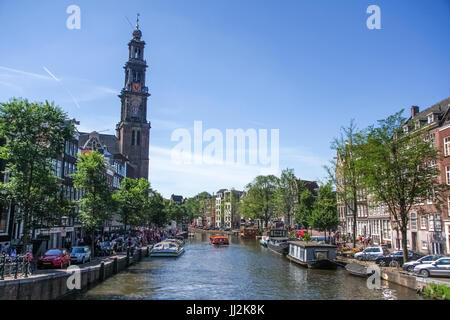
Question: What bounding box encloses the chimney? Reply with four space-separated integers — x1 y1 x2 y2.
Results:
411 106 419 118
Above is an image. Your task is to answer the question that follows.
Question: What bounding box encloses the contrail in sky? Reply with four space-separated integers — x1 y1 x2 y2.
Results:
42 66 80 109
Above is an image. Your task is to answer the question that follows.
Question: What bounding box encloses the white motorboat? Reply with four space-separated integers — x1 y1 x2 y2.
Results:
150 240 184 257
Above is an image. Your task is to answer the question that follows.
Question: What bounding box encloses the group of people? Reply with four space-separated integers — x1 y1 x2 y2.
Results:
72 226 182 257
1 242 16 257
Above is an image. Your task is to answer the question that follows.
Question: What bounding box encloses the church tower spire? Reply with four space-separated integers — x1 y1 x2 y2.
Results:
116 16 151 180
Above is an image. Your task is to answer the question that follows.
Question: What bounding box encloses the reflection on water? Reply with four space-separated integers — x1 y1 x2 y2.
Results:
80 233 421 300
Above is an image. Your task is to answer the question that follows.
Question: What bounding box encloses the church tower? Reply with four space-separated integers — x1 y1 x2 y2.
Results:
116 16 151 180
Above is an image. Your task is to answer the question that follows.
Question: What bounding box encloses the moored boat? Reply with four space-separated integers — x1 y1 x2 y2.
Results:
345 262 374 277
210 235 229 245
287 241 338 269
266 229 289 255
240 227 259 239
267 238 289 255
259 235 269 247
150 240 184 257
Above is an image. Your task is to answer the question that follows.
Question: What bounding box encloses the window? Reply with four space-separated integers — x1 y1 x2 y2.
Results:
422 241 428 250
446 166 450 185
445 137 450 156
410 212 417 231
428 114 434 124
429 214 434 231
131 130 135 146
57 160 62 178
137 131 140 146
448 196 450 217
435 214 441 231
421 216 427 229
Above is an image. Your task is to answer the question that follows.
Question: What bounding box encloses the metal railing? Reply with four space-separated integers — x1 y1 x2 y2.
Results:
0 254 34 280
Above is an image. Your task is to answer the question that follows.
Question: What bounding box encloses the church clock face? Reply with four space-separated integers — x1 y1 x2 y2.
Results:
132 82 141 93
129 95 141 116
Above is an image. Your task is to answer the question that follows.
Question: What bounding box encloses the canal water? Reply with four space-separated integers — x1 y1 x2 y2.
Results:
80 233 421 300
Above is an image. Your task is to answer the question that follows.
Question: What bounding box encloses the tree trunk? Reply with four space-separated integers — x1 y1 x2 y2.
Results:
401 226 408 264
91 230 96 258
352 197 357 248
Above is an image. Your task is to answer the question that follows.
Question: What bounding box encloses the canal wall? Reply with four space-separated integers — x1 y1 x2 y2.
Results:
381 269 450 292
0 246 150 300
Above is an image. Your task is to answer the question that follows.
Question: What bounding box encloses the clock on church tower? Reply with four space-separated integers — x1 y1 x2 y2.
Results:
116 16 151 180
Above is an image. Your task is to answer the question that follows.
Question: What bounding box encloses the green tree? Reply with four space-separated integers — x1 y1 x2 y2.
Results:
295 189 315 231
113 177 150 230
240 175 279 229
73 151 113 254
0 98 74 249
308 183 338 241
164 201 187 224
327 120 365 248
275 168 298 227
358 111 444 263
148 191 166 227
184 197 200 224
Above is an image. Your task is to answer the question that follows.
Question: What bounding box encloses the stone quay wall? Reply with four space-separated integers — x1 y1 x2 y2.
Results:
0 246 150 300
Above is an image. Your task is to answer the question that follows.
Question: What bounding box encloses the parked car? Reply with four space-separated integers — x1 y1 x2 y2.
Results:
37 249 71 269
414 257 450 277
295 230 307 237
375 250 423 267
354 246 389 261
402 254 444 272
70 246 91 264
311 236 331 243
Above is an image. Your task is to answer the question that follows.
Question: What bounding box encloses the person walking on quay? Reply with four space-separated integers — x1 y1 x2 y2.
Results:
1 242 9 255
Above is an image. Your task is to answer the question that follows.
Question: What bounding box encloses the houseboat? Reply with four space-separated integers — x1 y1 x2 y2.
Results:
150 240 184 257
286 241 338 269
267 229 289 255
210 235 229 245
240 227 259 239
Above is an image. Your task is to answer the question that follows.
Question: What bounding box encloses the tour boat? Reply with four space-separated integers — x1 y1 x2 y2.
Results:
150 240 184 257
287 241 338 269
165 238 185 246
210 235 229 245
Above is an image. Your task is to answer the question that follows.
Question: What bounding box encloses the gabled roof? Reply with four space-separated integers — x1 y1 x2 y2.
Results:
79 132 120 155
409 97 450 124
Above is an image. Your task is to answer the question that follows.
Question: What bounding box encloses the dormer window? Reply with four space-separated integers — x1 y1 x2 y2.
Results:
403 125 409 133
427 113 435 124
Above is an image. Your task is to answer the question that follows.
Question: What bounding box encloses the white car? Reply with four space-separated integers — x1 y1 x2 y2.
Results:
354 246 389 261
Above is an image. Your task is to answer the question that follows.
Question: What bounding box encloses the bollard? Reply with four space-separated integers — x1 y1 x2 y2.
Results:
0 254 5 280
113 257 118 274
99 262 105 282
126 247 130 266
146 247 150 257
138 248 142 261
24 257 29 278
14 257 19 279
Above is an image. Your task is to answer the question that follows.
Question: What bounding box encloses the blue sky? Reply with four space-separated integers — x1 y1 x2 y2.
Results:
0 0 449 198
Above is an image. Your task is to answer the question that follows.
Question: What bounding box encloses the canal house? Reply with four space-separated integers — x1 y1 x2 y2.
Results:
287 241 338 269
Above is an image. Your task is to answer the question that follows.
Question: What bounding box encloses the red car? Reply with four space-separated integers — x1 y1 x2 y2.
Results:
295 230 307 237
37 248 71 269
